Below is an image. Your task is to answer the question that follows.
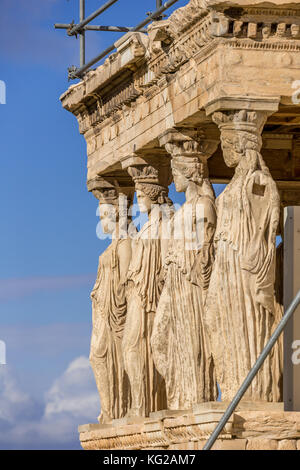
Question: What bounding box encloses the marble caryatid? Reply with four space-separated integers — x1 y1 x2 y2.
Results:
151 132 219 410
90 182 133 423
122 161 173 417
205 110 281 402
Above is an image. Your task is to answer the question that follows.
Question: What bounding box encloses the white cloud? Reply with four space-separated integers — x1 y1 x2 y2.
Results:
45 356 99 419
0 356 99 450
0 367 39 425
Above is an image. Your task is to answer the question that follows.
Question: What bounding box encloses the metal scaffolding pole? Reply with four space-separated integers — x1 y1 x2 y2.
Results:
156 0 163 20
55 24 147 33
80 0 85 67
133 0 178 31
69 0 179 79
69 0 122 36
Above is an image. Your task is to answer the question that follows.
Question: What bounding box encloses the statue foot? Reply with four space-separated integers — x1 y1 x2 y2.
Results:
127 407 144 418
98 412 112 424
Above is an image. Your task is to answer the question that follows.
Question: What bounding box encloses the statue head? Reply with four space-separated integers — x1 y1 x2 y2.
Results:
171 157 206 193
128 163 173 214
262 24 271 39
291 24 300 38
91 184 133 237
213 110 265 168
172 168 189 193
94 188 119 235
135 188 152 214
164 136 218 194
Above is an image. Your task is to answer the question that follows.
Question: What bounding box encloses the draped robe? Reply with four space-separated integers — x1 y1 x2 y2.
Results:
204 156 281 402
122 216 167 416
151 194 218 410
90 239 130 421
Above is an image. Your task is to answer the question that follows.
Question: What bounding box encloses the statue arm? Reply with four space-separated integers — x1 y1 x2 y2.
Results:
267 180 280 249
159 215 173 270
91 255 102 300
160 238 170 269
190 198 216 288
246 174 280 312
202 199 217 246
241 172 278 273
117 239 132 285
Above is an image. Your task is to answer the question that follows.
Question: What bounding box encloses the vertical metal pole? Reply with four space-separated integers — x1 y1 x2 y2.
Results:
80 0 85 67
156 0 163 7
156 0 163 19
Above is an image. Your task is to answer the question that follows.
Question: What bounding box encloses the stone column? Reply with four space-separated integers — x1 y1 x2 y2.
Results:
121 154 172 417
151 129 220 410
88 177 134 423
283 206 300 412
205 108 282 402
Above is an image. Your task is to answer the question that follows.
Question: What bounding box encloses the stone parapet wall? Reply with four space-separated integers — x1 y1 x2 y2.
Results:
79 403 300 450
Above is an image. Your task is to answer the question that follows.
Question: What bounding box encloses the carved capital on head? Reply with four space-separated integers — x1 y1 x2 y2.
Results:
87 177 118 204
87 176 134 205
159 128 219 163
122 154 172 206
212 109 267 137
129 164 172 204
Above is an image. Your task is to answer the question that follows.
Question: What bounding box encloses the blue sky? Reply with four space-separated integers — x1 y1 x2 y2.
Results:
0 0 226 450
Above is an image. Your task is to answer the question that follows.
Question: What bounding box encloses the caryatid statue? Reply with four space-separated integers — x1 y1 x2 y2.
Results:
89 179 133 423
151 131 219 410
205 110 281 402
122 158 174 417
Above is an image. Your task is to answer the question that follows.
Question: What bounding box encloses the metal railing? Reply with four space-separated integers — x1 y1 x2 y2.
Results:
203 290 300 450
54 0 180 80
